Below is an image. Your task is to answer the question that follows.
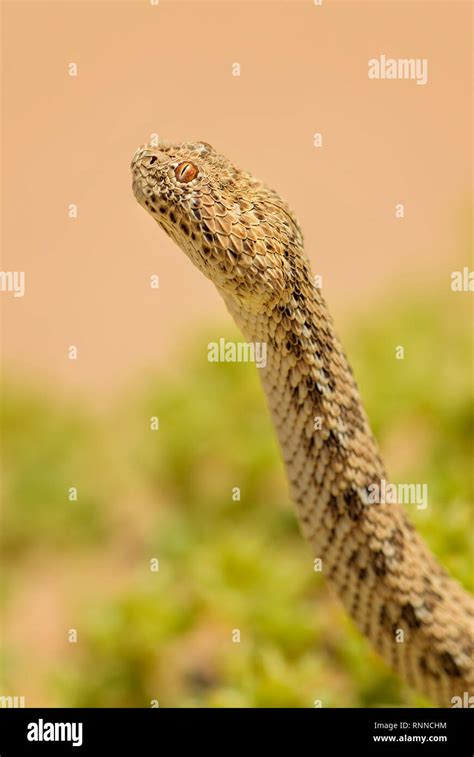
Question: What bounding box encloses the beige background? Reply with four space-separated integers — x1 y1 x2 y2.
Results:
2 0 472 398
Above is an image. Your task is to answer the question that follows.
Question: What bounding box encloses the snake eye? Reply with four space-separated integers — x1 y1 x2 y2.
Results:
175 161 198 183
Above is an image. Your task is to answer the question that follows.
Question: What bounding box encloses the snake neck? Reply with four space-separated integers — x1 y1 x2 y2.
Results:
222 280 473 707
223 279 387 507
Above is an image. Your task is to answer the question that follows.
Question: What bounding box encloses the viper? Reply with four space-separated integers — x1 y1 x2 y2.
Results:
131 139 473 706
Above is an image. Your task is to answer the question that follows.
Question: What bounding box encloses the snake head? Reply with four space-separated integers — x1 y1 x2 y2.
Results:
131 140 304 311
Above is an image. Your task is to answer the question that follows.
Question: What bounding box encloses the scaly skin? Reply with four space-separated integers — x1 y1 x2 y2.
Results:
131 140 473 706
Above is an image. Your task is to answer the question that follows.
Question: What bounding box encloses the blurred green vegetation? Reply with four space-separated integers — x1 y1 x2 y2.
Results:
1 288 472 707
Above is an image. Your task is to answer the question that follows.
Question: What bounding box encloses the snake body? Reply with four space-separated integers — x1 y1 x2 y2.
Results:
131 140 473 706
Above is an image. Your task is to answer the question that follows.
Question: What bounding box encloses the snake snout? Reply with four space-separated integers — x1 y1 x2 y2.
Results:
131 145 168 206
130 145 146 170
131 144 170 176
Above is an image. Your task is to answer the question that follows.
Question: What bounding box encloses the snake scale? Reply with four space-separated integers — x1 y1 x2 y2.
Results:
131 140 473 706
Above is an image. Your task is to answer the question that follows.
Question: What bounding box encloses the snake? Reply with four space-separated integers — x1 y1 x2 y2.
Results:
131 140 473 706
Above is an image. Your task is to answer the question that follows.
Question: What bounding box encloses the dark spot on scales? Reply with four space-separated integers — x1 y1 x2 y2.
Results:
379 605 389 629
372 551 387 577
328 496 341 521
348 549 359 566
344 488 364 521
419 656 440 680
401 603 421 629
438 651 461 677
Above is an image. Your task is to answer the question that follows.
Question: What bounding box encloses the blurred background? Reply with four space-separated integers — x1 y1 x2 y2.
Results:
1 0 472 707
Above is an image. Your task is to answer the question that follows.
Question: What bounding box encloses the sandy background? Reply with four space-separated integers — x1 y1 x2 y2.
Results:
1 0 472 710
1 0 472 397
